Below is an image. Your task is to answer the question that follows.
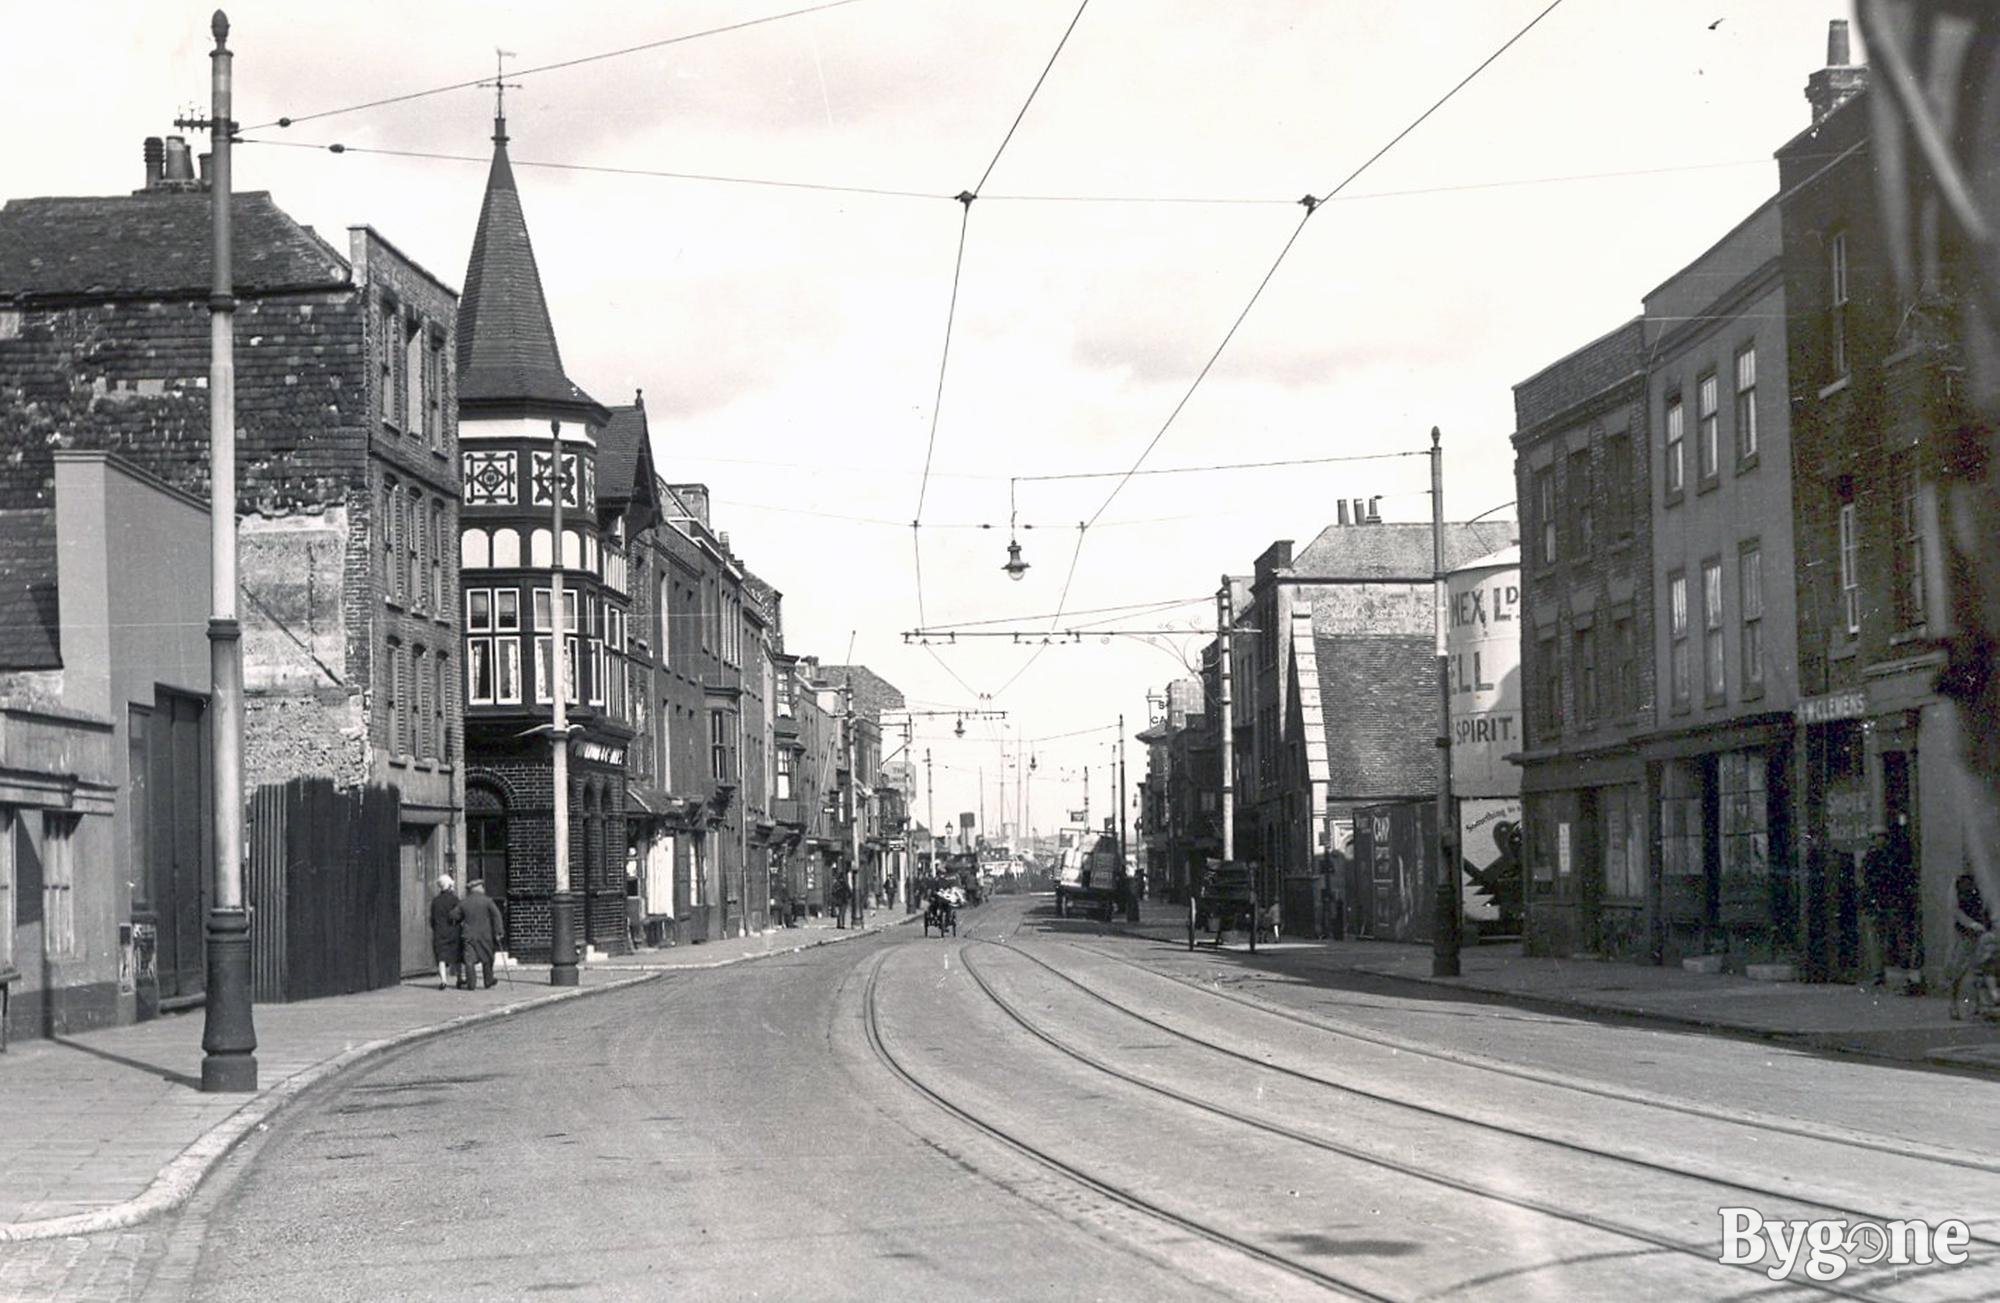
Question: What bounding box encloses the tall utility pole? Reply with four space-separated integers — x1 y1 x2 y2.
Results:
548 420 578 985
1218 577 1235 864
195 10 254 1093
925 747 935 878
1119 714 1135 921
1431 426 1462 978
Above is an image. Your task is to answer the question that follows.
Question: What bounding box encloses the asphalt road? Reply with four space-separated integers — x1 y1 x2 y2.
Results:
132 896 2000 1299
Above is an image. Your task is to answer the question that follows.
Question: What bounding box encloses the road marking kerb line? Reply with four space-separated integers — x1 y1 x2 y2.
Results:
0 916 915 1244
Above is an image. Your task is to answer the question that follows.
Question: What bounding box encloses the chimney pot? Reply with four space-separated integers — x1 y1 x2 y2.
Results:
142 136 164 190
160 136 196 186
1337 500 1350 526
198 152 212 187
1828 19 1850 67
1367 495 1382 524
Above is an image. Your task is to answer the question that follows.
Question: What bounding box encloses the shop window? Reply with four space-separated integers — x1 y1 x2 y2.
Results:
1719 750 1769 886
1603 785 1644 900
1659 761 1705 904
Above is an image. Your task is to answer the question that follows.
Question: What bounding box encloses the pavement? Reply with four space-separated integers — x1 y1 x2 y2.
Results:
1108 898 2000 1074
0 906 918 1243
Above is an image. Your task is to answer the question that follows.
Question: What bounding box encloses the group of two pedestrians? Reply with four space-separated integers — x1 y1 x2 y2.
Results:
429 874 505 990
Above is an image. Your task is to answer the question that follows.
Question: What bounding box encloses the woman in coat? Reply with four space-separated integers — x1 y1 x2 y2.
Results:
429 874 464 990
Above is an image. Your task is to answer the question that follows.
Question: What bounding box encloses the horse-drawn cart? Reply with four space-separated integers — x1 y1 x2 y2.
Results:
1188 861 1260 952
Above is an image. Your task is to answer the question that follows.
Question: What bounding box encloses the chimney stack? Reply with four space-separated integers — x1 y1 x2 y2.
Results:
142 136 165 190
1805 19 1867 126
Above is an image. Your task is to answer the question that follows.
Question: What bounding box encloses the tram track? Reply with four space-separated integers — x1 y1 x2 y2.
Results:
953 940 1920 1302
857 949 1392 1301
1066 936 2000 1177
979 938 2000 1255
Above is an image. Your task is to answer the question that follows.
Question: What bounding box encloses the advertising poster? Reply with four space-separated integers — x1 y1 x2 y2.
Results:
1460 797 1523 928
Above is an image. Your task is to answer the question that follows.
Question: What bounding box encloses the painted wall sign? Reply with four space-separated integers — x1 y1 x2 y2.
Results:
1446 559 1523 797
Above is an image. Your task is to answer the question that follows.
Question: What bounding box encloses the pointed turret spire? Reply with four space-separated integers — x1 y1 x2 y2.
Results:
456 79 602 418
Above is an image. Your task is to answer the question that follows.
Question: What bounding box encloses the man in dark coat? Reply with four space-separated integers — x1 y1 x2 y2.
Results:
1863 823 1920 990
429 875 463 990
457 880 507 990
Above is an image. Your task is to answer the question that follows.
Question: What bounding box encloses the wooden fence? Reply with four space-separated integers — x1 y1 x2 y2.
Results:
247 779 402 1003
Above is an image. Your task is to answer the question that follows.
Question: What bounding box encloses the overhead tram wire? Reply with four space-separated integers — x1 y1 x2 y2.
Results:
240 136 1781 208
237 138 952 202
240 0 871 132
909 0 1091 691
994 0 1569 699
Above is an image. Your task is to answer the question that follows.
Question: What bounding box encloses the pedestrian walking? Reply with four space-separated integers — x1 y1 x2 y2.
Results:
457 880 507 990
830 873 850 929
429 874 464 990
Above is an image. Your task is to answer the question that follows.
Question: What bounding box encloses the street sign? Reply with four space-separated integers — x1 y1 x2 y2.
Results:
1796 688 1868 725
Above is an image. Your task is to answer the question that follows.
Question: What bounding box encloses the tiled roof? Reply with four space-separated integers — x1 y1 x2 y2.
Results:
0 191 349 303
1314 632 1435 799
456 126 600 412
1290 521 1515 581
0 508 59 671
599 401 660 507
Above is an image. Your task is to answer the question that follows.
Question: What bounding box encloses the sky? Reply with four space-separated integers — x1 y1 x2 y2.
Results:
6 0 1854 837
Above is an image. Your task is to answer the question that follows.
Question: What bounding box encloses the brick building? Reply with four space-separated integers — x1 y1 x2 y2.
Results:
625 477 757 944
1233 515 1512 936
454 110 633 959
819 664 904 912
1640 197 1802 967
1512 317 1655 959
0 149 463 1017
1776 38 1974 985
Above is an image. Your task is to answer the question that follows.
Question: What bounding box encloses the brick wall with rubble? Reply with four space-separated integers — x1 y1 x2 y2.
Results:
0 290 379 796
